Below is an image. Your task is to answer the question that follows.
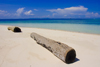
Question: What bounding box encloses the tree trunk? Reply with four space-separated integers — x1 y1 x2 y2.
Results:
30 32 76 63
8 26 21 32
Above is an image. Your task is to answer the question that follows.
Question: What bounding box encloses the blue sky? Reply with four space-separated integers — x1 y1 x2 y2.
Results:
0 0 100 19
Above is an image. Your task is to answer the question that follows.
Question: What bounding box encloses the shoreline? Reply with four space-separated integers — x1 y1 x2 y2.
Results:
0 24 100 36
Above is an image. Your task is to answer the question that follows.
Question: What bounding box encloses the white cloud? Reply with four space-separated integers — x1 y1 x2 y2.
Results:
0 10 10 16
0 10 7 13
24 10 34 15
34 9 38 11
15 8 34 16
53 13 56 16
47 6 88 14
15 8 24 16
64 6 88 11
64 15 67 16
47 6 100 18
85 12 100 18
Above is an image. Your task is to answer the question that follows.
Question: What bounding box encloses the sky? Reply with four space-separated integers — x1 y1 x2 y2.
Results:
0 0 100 19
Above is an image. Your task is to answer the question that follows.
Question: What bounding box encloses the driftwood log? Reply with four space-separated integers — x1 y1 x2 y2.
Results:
30 32 76 63
8 26 21 32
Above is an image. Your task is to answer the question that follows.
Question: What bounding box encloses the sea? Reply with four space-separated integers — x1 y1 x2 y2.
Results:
0 19 100 34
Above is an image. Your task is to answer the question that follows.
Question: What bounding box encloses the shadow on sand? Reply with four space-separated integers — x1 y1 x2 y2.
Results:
75 58 80 62
66 58 80 64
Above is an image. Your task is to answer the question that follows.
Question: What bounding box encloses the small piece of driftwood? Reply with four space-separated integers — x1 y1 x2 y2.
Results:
8 26 21 32
30 32 76 63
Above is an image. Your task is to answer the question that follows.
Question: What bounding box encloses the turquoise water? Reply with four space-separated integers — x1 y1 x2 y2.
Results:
0 19 100 34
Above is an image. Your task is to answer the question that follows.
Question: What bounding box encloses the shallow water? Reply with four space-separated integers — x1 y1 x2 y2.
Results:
0 19 100 34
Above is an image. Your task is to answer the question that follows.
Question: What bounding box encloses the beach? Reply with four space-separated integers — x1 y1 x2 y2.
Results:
0 25 100 67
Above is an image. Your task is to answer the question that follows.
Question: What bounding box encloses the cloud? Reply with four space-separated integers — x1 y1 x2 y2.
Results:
85 12 100 18
47 6 88 14
15 8 34 16
47 6 100 18
0 10 10 16
24 10 34 15
15 8 24 16
34 9 38 11
0 10 7 13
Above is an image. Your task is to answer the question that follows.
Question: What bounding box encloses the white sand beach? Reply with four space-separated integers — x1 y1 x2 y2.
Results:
0 25 100 67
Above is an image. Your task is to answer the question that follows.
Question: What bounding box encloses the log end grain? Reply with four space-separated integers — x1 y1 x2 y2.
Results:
65 49 76 63
13 27 21 32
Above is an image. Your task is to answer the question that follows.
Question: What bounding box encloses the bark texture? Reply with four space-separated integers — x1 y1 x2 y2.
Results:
30 32 76 63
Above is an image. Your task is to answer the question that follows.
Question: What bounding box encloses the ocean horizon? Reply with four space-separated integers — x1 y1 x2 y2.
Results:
0 19 100 34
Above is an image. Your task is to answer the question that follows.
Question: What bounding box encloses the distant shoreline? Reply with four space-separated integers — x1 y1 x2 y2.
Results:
0 18 100 20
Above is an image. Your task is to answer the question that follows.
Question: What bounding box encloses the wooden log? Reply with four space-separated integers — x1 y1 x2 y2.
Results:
8 26 21 32
30 32 76 63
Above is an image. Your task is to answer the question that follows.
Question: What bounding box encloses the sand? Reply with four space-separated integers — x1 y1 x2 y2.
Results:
0 25 100 67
